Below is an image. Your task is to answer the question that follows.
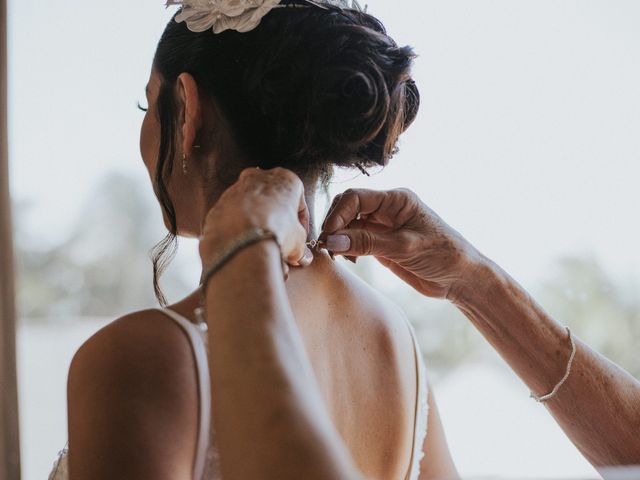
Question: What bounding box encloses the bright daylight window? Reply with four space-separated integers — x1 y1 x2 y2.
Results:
8 1 640 478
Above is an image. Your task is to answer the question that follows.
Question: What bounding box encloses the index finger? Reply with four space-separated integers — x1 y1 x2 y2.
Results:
298 191 310 235
276 169 309 234
321 189 387 234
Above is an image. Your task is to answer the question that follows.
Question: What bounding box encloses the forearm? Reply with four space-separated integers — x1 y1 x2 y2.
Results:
204 241 363 480
450 256 640 466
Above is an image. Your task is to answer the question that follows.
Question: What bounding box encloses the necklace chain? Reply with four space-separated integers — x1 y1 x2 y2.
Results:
306 239 326 251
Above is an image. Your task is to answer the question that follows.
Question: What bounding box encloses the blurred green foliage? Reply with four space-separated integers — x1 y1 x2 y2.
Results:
13 172 640 379
536 256 640 379
14 172 191 322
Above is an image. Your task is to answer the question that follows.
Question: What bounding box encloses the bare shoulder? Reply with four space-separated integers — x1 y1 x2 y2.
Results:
69 308 199 395
328 258 419 370
67 308 199 479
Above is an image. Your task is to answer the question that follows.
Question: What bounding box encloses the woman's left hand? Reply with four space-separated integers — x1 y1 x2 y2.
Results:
199 167 314 273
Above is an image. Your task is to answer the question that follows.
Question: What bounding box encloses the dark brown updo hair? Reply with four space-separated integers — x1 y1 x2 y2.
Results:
150 1 420 306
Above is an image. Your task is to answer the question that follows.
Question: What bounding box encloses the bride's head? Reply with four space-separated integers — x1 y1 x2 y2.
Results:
141 1 419 304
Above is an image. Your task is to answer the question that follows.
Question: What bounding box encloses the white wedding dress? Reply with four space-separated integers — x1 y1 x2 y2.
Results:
48 307 428 480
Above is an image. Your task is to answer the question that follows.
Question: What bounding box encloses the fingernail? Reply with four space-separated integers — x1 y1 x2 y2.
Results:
300 247 314 267
326 234 350 253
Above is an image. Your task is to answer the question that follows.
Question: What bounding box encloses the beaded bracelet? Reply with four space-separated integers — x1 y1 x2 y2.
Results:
530 326 576 403
199 227 283 292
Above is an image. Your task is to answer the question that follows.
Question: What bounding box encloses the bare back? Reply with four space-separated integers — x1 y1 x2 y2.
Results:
67 251 421 480
170 251 420 479
285 253 419 478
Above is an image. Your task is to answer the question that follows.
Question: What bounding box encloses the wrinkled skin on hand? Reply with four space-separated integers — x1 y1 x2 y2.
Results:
320 188 484 300
199 167 313 274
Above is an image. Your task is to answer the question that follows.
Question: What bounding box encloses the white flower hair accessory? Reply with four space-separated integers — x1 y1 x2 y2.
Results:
165 0 367 35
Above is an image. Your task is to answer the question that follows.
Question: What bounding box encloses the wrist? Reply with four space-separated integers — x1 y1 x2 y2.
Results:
219 239 282 272
200 228 284 290
203 240 285 306
199 218 273 267
446 253 505 307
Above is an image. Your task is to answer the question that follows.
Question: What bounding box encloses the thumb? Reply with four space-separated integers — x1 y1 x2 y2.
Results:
325 229 398 258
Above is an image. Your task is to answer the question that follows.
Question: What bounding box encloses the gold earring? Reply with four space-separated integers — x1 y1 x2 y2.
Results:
182 145 200 175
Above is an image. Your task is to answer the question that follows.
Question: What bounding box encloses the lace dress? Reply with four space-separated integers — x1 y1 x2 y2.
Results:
48 307 428 480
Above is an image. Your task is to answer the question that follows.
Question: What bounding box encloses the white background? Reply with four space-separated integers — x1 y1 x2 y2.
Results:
9 1 639 478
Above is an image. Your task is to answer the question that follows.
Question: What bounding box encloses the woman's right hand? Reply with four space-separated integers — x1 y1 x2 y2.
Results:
320 188 486 301
199 167 313 273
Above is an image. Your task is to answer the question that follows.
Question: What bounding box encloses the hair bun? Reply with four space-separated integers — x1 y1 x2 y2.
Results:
313 61 389 151
156 7 420 179
299 20 419 170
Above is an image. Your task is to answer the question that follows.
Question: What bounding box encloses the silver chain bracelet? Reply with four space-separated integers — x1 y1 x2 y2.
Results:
530 326 577 403
199 227 283 291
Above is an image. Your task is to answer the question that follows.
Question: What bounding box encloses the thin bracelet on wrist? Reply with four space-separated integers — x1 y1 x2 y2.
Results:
530 326 576 403
199 227 284 292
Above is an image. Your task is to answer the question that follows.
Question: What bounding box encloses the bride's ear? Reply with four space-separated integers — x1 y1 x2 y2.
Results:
176 72 202 158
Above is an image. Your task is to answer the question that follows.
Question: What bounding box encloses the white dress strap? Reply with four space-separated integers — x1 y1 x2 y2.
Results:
403 318 429 480
158 307 211 480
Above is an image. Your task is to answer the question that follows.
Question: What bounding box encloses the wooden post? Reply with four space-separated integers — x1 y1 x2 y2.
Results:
0 0 22 478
